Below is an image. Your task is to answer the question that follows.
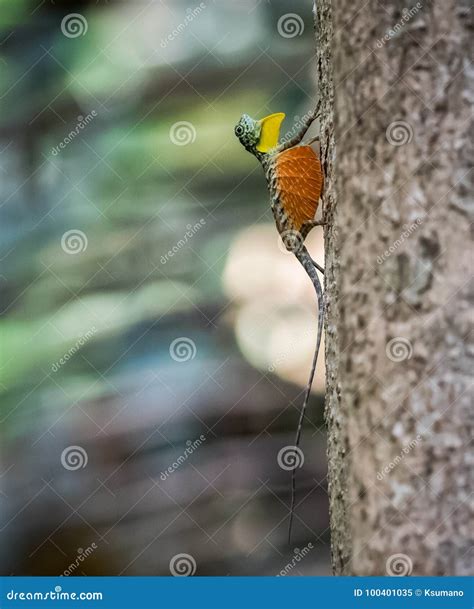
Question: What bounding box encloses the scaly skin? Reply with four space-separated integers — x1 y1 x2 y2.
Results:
234 107 325 543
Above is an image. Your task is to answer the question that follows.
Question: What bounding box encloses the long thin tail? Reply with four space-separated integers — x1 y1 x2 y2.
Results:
288 245 324 544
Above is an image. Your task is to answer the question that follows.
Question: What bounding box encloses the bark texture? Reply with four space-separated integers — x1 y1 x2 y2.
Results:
314 0 351 575
317 0 473 575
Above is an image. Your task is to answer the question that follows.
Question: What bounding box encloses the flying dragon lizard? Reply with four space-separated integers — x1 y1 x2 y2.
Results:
234 105 325 543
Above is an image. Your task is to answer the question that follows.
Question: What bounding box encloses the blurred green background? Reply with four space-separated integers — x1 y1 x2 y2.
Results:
0 0 328 575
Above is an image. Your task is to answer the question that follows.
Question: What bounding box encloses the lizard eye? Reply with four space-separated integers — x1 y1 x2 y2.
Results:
235 125 244 137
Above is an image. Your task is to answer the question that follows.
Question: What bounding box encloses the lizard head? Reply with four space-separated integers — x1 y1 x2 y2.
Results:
234 114 261 154
234 112 285 156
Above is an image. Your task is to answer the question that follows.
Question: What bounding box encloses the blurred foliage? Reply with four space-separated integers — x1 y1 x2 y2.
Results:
0 0 329 575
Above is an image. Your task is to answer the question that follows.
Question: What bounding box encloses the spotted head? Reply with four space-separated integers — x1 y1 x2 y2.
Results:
234 112 286 157
234 114 261 153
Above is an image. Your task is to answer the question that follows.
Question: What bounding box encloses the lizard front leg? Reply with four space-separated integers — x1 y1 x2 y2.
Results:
276 100 320 152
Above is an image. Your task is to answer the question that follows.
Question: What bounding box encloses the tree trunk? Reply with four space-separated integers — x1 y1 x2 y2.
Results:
316 0 472 575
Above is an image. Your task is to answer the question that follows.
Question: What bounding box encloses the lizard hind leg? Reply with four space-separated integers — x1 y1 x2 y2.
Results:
311 258 324 275
300 219 327 238
299 220 325 274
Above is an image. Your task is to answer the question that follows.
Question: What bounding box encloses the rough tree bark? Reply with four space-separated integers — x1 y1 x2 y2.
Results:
316 0 472 575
